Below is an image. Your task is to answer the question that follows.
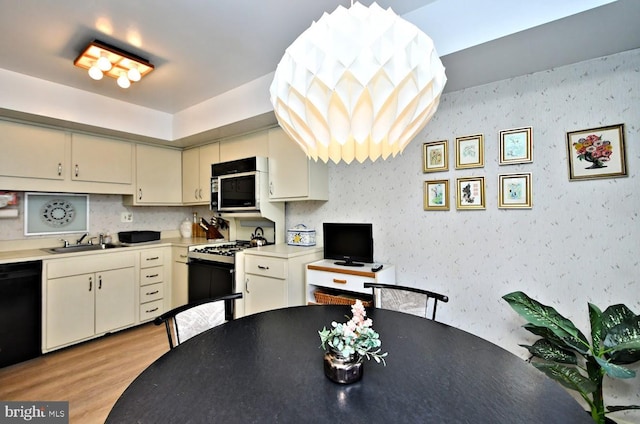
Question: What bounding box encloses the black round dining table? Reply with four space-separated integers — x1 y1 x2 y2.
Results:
106 305 592 423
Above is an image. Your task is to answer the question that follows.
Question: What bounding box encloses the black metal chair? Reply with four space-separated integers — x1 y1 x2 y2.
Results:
154 293 242 349
363 283 448 321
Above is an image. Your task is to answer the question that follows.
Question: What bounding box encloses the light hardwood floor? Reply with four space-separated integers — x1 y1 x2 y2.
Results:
0 323 169 423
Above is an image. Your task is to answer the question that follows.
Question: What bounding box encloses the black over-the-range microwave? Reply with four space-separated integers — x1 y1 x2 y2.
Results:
211 157 268 212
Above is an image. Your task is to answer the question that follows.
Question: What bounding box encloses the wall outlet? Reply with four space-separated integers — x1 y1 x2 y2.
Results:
121 212 133 223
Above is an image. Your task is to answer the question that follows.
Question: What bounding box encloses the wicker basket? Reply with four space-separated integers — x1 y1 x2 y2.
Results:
313 290 372 307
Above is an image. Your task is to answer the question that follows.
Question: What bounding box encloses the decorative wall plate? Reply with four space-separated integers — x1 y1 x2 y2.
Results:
41 199 76 227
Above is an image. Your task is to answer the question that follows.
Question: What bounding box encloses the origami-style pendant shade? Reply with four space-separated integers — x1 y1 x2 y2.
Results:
269 2 447 164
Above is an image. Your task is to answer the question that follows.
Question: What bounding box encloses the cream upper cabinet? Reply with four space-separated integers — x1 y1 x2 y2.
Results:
219 131 268 162
128 144 182 205
0 120 67 180
0 120 134 194
182 143 219 204
268 127 328 201
71 133 133 185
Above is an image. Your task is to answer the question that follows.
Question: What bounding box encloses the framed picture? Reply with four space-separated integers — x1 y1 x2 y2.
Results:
499 127 533 164
424 179 449 211
422 140 448 173
566 124 627 181
455 134 484 169
498 173 532 209
25 192 89 236
456 177 485 210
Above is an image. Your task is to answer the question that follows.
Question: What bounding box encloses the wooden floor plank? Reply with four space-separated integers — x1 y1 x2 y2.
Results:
0 323 169 423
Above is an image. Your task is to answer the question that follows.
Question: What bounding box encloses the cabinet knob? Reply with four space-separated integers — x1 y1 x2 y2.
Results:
57 163 62 176
138 188 143 200
88 276 93 291
75 164 79 177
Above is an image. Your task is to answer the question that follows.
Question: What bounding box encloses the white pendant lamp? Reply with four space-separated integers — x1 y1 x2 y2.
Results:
270 2 447 164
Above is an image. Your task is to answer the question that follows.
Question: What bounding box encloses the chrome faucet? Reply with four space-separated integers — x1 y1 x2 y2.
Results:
76 233 88 244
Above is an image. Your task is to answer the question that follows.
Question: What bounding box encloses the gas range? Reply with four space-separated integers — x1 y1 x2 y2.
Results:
187 241 253 264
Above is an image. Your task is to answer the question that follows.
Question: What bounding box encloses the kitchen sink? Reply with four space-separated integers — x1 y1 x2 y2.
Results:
43 243 124 254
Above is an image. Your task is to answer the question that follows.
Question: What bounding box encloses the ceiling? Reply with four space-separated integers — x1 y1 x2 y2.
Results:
1 0 639 145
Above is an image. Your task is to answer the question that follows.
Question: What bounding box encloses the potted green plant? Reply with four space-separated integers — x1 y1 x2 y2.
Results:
502 291 640 424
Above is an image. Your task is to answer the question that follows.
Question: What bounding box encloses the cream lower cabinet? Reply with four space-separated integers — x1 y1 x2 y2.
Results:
241 246 323 316
171 246 189 308
44 253 136 352
139 247 170 321
243 255 288 316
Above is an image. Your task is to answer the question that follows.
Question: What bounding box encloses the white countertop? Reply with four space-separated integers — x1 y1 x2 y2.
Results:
243 243 323 259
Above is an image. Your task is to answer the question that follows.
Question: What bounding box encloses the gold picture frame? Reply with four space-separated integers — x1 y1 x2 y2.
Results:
499 127 533 165
424 179 449 211
456 177 485 210
498 173 532 209
566 124 627 181
455 134 484 169
422 140 448 173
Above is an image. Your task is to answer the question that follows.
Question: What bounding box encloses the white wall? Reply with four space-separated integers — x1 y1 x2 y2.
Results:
287 48 640 418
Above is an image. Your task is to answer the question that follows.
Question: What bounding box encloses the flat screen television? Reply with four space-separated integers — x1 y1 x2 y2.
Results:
322 223 373 267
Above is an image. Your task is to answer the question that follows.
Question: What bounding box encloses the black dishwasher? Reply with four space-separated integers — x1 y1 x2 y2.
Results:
0 260 42 368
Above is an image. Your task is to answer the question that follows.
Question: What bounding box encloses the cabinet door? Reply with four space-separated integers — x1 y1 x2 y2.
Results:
95 267 135 334
0 120 67 180
172 247 189 308
182 147 200 203
135 144 182 204
244 274 287 315
71 133 132 185
198 143 219 203
219 132 268 162
268 127 328 201
46 273 95 349
268 127 310 199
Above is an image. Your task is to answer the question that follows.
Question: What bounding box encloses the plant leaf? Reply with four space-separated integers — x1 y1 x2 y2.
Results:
594 356 636 379
607 405 640 412
603 315 640 364
531 362 597 395
503 291 590 354
602 304 637 333
520 339 577 364
523 324 584 353
589 303 603 354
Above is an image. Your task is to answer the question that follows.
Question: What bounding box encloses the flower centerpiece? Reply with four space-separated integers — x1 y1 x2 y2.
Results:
318 300 387 384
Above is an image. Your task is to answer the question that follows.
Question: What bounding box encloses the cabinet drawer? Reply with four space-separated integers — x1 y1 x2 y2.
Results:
140 249 164 268
140 282 164 303
306 269 373 295
172 248 189 263
245 255 286 279
140 299 163 321
140 266 163 286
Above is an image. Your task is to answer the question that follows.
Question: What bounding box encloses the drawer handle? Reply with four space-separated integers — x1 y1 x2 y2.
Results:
145 307 159 313
257 265 270 270
146 290 159 295
333 278 347 284
146 257 160 261
75 164 79 177
179 254 187 259
146 274 159 278
57 163 62 176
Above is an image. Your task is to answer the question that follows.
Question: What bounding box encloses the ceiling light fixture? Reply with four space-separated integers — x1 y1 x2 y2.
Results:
74 40 154 89
270 2 447 164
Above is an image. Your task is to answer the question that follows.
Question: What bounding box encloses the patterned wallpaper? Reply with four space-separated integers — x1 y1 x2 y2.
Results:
287 49 639 419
